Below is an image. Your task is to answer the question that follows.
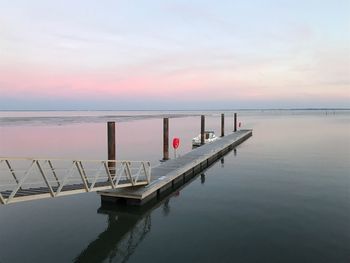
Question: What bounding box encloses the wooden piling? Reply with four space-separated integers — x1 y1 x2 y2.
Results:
107 122 116 175
201 115 205 145
234 113 237 132
163 118 169 160
221 113 225 137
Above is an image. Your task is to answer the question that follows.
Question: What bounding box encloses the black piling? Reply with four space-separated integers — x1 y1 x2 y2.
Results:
221 113 225 137
107 122 116 175
163 118 169 161
201 115 205 145
234 113 237 132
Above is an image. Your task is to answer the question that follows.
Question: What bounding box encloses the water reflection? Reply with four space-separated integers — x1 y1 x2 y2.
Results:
74 205 152 263
75 172 203 263
220 158 225 168
200 173 206 184
162 199 170 216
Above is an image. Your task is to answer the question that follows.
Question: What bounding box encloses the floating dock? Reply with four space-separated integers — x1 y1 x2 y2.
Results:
98 129 252 205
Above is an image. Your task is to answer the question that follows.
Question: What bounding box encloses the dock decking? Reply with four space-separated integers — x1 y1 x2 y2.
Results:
98 129 252 205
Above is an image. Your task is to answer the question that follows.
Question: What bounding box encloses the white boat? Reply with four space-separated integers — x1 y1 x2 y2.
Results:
192 131 218 147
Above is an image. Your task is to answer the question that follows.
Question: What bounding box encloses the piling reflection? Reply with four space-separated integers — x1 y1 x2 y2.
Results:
200 173 206 184
162 199 170 216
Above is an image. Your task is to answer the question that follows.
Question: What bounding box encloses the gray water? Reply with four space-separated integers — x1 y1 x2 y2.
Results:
0 110 349 263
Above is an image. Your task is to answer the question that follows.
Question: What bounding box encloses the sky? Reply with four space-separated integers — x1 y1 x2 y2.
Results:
0 0 349 110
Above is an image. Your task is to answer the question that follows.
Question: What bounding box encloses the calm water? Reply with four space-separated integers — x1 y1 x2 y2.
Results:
0 110 349 263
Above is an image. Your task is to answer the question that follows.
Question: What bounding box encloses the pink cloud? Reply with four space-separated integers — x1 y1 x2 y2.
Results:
1 57 349 104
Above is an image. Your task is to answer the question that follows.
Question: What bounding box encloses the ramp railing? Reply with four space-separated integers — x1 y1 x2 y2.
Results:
0 158 151 204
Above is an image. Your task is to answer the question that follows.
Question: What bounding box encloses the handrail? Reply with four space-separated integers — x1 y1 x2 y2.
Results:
0 158 152 205
0 157 151 163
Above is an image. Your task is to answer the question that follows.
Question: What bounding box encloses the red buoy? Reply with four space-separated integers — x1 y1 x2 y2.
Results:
172 138 180 149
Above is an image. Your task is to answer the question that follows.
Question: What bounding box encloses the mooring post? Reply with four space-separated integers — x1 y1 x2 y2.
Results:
201 115 205 145
234 113 237 132
221 113 225 137
163 118 169 161
107 122 116 176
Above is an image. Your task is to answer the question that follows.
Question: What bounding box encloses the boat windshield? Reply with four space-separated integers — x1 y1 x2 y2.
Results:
205 132 214 139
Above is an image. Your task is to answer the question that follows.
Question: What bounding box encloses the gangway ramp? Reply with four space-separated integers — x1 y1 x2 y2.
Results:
0 159 151 204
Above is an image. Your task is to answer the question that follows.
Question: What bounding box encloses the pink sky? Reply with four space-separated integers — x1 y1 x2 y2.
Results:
1 1 349 109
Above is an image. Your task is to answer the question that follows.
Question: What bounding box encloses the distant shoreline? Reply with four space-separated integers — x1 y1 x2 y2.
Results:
0 108 349 112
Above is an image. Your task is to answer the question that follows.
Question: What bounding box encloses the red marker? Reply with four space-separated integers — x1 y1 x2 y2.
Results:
172 138 180 149
173 138 180 158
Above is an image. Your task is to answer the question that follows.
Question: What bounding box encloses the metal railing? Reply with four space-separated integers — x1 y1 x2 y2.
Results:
0 158 151 204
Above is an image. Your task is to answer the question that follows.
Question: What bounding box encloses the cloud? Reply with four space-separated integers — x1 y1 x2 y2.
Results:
0 1 349 109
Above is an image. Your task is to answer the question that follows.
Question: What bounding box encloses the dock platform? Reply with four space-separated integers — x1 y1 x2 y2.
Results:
98 129 252 205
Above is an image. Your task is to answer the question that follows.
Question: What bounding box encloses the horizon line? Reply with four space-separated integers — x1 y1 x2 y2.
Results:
1 107 349 112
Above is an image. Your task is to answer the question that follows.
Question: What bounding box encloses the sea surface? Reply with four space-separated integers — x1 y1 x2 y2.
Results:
0 110 349 263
